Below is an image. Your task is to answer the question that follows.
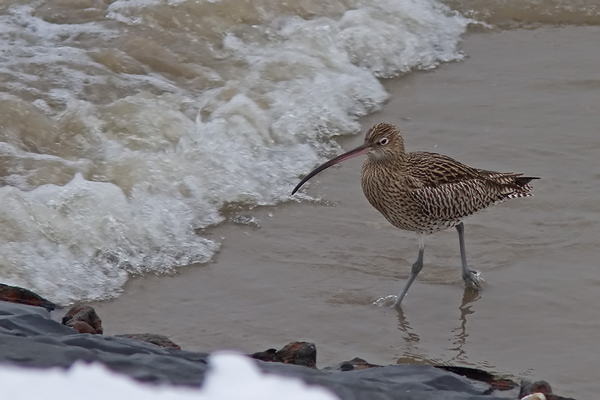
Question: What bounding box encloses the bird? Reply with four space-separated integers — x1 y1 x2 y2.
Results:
292 123 538 307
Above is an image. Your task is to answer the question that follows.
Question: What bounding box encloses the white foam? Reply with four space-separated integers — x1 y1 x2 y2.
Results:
0 1 471 303
201 352 338 399
0 352 339 400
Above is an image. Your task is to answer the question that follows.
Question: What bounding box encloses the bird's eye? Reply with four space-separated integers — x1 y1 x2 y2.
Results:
379 138 389 145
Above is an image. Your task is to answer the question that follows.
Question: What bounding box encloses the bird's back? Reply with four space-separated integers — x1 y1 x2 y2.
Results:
361 151 536 234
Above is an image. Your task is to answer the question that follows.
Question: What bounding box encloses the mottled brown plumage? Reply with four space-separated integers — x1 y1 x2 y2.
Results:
360 123 535 234
292 123 537 306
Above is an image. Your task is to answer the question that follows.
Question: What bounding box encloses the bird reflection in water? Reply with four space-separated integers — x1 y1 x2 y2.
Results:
394 288 482 366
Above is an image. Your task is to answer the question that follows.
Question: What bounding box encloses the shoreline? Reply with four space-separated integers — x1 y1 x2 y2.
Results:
2 300 555 400
86 26 600 399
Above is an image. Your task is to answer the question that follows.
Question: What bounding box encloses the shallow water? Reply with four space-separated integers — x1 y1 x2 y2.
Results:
91 26 600 399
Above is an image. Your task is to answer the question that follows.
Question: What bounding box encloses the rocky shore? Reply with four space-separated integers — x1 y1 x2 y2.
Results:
0 284 573 400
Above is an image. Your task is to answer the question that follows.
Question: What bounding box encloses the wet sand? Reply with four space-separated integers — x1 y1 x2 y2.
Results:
90 26 600 398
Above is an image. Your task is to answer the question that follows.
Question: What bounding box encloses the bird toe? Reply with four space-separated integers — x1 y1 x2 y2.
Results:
463 270 482 290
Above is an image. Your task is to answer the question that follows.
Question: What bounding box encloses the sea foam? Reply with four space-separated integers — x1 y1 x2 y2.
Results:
0 0 470 303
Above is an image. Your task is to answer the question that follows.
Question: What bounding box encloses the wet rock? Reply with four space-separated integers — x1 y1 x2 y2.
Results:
437 366 519 391
251 341 316 369
520 380 553 397
115 333 181 350
0 283 57 311
0 304 581 400
519 380 576 400
70 321 100 334
251 348 278 362
336 357 382 371
62 305 103 334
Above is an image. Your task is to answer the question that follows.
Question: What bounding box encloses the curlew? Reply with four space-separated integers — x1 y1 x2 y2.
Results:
292 123 538 307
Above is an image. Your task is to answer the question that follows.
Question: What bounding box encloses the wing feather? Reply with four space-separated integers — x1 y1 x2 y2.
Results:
406 152 531 222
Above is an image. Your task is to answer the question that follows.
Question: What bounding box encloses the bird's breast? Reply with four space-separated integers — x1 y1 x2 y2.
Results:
360 163 424 232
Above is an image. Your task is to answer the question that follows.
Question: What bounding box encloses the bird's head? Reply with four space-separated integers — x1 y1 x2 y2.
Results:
364 123 405 161
291 123 405 195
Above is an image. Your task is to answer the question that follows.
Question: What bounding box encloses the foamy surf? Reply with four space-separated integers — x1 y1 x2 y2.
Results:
1 353 339 400
0 0 471 304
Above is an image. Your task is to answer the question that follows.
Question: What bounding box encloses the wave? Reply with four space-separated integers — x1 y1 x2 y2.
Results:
0 0 470 304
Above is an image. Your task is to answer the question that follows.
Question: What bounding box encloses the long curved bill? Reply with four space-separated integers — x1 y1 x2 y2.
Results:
292 142 371 195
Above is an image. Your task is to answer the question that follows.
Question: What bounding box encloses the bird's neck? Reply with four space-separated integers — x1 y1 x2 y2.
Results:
365 151 408 170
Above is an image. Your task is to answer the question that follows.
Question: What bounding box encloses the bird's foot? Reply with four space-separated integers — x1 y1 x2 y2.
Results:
462 269 482 290
372 295 398 308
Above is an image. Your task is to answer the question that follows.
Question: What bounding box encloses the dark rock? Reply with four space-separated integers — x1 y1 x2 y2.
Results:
115 333 181 350
437 366 519 391
251 348 277 362
251 341 316 369
0 302 209 386
67 320 98 334
0 283 57 311
272 342 316 368
260 361 514 400
519 380 576 400
62 305 103 334
336 357 382 371
520 380 553 396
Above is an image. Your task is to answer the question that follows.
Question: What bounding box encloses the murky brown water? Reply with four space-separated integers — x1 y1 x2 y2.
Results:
90 26 600 398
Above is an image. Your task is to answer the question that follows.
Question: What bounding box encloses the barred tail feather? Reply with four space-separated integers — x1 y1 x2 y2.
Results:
506 191 534 199
515 176 540 187
506 175 538 199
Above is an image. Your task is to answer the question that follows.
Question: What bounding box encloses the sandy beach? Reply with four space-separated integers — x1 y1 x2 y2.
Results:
86 26 600 399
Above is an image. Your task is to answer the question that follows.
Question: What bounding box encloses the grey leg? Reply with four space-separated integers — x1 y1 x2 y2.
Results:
455 222 481 290
393 234 426 307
